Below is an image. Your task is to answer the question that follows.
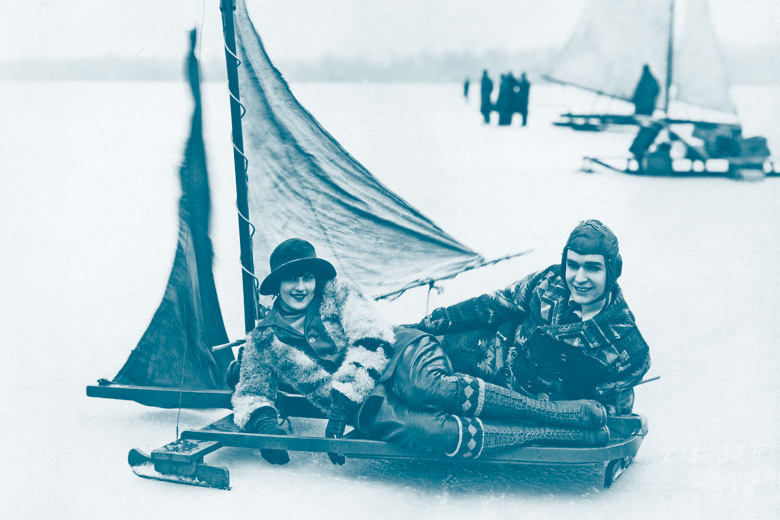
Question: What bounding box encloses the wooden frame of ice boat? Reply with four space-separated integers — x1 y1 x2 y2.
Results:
88 384 648 490
88 0 650 492
111 386 648 490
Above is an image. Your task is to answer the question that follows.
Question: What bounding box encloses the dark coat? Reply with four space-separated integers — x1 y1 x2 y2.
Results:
420 266 651 413
480 74 494 114
631 67 660 116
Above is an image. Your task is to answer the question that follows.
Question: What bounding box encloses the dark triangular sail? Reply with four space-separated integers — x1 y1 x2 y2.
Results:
233 0 488 299
113 31 233 391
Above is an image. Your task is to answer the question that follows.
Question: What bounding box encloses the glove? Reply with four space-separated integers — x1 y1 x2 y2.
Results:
419 307 451 335
224 346 244 390
325 391 357 465
354 337 392 356
247 407 290 465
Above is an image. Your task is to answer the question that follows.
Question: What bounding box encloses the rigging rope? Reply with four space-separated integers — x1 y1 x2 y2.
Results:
222 12 262 303
175 227 192 440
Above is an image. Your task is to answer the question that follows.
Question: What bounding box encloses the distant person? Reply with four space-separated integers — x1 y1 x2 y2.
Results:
464 76 470 99
631 64 660 116
496 72 517 126
644 142 673 173
516 72 531 126
480 70 494 124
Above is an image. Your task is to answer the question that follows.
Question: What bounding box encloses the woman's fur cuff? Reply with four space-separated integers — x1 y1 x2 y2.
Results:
331 345 389 404
231 395 275 430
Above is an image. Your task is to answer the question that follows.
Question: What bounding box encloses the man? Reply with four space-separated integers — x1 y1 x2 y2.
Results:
516 72 530 126
631 64 660 116
480 70 494 124
357 220 650 459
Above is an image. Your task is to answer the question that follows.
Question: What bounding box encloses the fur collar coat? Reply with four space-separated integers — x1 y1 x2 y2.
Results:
232 279 395 429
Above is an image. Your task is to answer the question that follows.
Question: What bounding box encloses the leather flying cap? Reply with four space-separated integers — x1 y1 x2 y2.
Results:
560 219 623 290
259 238 337 295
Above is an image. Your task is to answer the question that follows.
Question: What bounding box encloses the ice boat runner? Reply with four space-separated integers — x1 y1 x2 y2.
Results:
544 0 773 178
88 0 647 490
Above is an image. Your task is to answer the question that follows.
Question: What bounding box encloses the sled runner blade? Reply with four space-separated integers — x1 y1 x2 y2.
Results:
128 440 230 490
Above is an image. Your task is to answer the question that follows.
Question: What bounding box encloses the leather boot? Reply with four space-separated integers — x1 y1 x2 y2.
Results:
454 374 606 429
246 406 290 465
446 416 609 458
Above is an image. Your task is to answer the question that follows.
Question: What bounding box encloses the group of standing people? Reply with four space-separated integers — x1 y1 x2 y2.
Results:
227 218 651 465
479 69 530 126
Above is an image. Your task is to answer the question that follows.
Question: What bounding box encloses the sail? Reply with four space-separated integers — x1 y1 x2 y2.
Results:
232 0 486 299
544 0 670 104
545 0 736 119
673 0 736 115
113 31 233 391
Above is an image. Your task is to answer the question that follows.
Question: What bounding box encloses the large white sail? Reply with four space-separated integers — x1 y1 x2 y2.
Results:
233 0 487 299
544 0 670 104
545 0 736 119
672 0 736 116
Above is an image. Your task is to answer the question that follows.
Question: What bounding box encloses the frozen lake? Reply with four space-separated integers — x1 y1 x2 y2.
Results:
0 79 778 518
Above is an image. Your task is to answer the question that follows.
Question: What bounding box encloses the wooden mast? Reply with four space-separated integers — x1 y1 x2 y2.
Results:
664 0 675 114
220 0 257 333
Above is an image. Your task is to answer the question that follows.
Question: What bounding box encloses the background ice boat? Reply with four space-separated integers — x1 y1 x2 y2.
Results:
87 0 646 491
544 0 773 178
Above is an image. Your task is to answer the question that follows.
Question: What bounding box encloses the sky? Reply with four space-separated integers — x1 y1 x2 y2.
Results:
0 0 778 64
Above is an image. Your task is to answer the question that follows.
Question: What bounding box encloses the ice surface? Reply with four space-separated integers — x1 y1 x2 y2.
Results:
0 80 778 519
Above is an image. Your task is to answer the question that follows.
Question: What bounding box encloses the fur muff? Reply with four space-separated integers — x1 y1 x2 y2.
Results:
232 278 395 429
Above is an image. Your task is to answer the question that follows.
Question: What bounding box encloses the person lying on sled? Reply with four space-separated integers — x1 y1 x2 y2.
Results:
355 219 651 459
228 238 394 465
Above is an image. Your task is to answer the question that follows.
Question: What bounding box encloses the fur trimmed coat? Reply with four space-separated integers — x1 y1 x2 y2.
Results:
421 265 651 413
232 279 395 430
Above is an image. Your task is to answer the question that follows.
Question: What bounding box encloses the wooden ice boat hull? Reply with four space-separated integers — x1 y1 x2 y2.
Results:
582 156 778 180
129 411 647 489
89 383 647 487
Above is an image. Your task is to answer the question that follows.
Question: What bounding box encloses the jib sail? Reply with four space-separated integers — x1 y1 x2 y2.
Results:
112 31 233 391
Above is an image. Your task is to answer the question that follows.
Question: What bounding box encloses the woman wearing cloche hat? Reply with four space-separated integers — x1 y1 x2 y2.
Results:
230 238 394 466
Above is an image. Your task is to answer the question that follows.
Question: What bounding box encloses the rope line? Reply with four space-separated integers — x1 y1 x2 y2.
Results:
175 229 193 440
228 89 247 118
237 208 256 237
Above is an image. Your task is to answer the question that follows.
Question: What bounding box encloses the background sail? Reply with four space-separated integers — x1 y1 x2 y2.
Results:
233 0 485 299
544 0 670 105
673 0 736 115
113 31 233 391
545 0 737 119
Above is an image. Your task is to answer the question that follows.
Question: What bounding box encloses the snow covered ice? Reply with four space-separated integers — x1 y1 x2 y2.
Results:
0 79 778 519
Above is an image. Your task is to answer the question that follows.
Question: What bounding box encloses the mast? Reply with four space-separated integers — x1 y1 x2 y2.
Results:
220 0 257 333
664 0 675 113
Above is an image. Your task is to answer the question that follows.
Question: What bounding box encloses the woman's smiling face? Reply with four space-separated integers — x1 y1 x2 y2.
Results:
278 272 316 312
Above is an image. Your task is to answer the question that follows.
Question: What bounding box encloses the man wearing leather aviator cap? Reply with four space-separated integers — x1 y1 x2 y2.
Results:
357 220 651 458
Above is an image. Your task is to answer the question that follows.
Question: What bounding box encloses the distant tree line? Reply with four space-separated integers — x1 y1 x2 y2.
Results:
1 47 777 85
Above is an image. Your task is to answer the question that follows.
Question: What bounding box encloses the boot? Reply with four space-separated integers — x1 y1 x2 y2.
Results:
454 374 606 429
246 406 290 465
446 416 609 459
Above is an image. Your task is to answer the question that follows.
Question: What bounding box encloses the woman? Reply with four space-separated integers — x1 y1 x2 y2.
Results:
231 238 394 465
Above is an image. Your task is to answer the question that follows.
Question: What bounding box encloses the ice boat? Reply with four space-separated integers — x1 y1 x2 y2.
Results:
544 0 773 178
87 0 646 490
